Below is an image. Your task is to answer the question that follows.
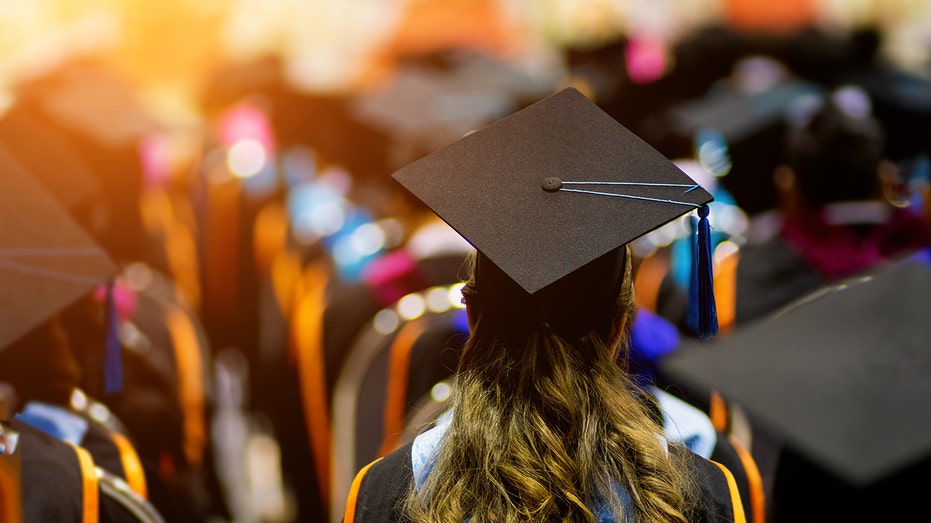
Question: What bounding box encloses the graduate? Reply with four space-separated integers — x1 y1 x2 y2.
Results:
0 158 166 522
343 88 744 522
732 85 931 324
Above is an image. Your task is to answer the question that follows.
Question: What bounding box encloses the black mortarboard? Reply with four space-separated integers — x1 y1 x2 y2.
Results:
392 87 715 336
14 58 161 149
849 67 931 163
0 106 100 211
662 257 931 488
662 81 822 216
0 144 117 351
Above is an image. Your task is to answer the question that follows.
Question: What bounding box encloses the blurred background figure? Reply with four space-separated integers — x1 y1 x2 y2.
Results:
0 159 167 522
0 61 227 521
733 85 931 324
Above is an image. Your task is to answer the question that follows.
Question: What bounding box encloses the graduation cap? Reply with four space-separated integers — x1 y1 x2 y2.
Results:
392 87 716 338
351 50 554 164
0 144 117 352
661 258 931 491
849 67 931 163
0 106 100 211
15 58 162 149
662 80 822 216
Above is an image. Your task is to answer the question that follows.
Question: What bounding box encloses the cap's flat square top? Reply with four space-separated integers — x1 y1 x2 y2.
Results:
392 87 712 295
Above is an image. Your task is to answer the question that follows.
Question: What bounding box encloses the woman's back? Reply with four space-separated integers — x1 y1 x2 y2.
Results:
342 87 744 523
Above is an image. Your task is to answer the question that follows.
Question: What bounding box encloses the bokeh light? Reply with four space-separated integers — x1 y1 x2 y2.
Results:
226 138 267 178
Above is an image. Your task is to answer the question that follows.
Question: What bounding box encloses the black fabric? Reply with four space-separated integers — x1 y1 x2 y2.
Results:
404 309 468 409
113 265 224 522
75 408 205 523
652 235 823 506
653 232 828 332
253 263 326 523
77 415 126 479
347 308 466 472
107 286 185 464
677 445 743 523
11 418 158 523
353 339 393 471
653 355 774 509
324 253 467 395
0 322 82 407
323 276 386 394
347 441 742 522
11 419 86 522
771 447 931 522
733 235 826 325
267 249 466 522
318 250 467 484
708 432 758 523
261 351 327 523
346 442 414 523
652 233 826 334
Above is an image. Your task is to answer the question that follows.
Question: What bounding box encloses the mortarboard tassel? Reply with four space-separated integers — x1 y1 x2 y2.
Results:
686 205 718 339
103 280 123 395
549 177 715 337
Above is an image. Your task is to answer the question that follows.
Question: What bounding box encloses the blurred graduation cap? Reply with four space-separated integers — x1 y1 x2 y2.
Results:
849 67 931 163
12 58 162 149
392 87 717 338
0 143 117 352
661 80 822 216
9 59 161 267
662 258 931 491
351 50 555 170
0 106 100 211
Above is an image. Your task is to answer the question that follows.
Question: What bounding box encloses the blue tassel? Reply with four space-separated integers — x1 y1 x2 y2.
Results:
686 205 718 338
686 216 699 329
103 281 123 395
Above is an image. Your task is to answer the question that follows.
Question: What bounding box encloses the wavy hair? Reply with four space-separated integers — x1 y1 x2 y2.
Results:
404 247 697 522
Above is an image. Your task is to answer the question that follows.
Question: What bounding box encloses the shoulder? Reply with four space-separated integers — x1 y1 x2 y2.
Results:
11 419 165 523
343 442 414 523
674 445 747 523
11 419 86 521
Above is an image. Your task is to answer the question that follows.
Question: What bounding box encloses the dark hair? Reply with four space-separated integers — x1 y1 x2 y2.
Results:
785 96 885 206
463 247 630 342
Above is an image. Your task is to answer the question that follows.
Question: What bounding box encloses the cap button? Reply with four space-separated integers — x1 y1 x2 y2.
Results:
541 176 563 192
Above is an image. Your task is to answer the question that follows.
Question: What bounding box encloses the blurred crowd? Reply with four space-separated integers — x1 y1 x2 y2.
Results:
1 1 930 522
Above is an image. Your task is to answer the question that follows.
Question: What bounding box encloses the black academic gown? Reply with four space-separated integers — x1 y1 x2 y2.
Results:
10 419 164 523
343 441 745 523
267 248 468 522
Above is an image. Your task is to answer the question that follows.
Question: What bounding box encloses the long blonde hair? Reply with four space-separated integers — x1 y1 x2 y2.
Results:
404 247 696 522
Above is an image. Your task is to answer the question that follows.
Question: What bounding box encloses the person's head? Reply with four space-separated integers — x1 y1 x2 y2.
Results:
461 245 635 362
776 86 888 211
